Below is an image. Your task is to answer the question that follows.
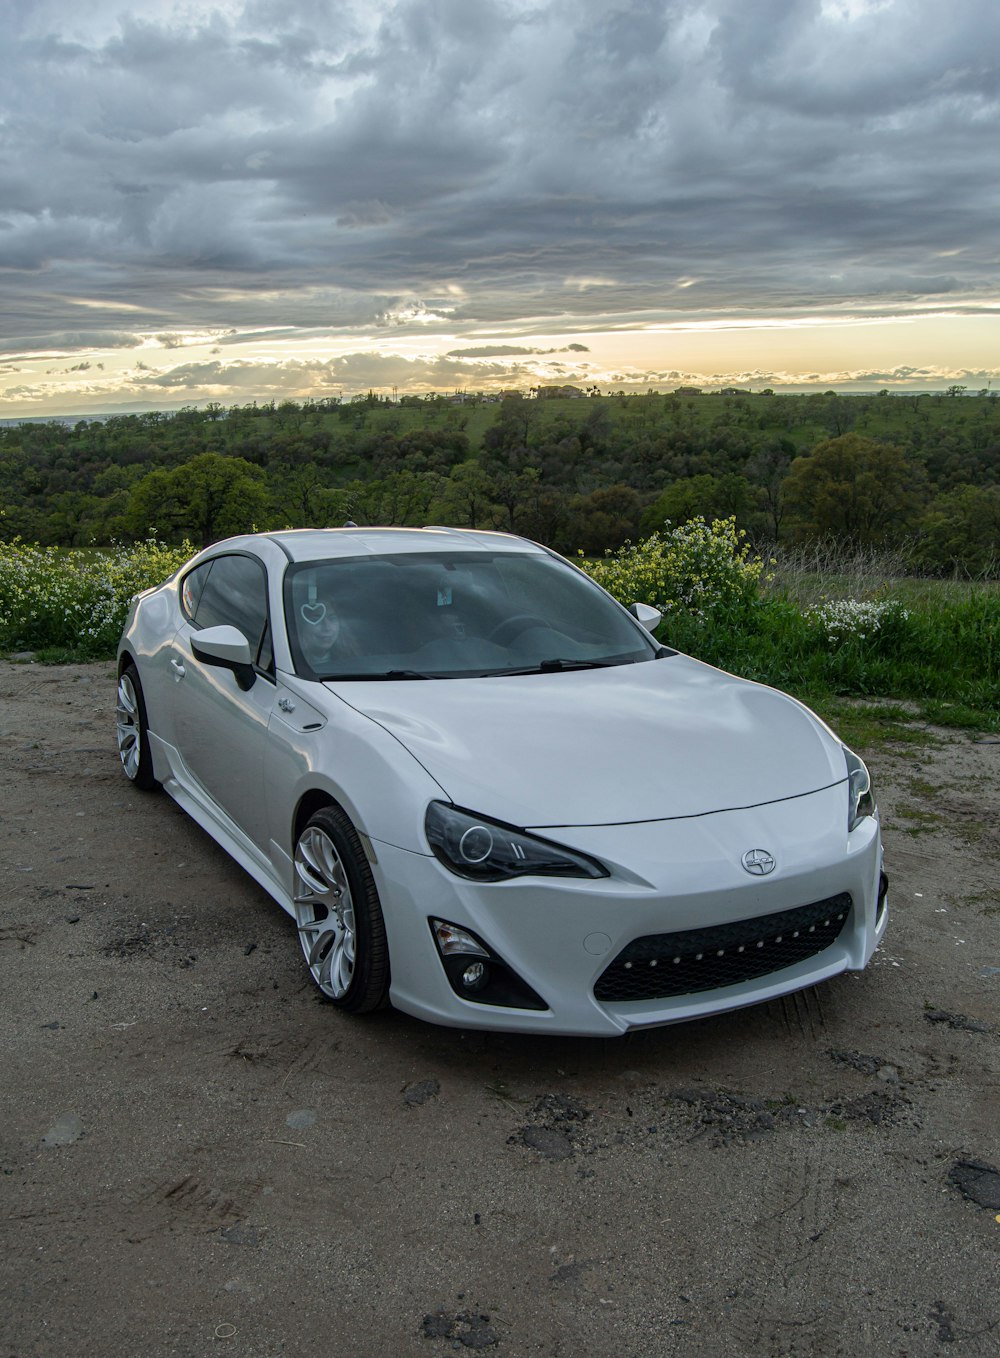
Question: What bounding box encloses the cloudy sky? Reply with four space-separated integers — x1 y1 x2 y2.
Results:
2 0 998 416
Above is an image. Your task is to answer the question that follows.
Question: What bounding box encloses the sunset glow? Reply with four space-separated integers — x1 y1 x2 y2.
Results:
2 1 997 417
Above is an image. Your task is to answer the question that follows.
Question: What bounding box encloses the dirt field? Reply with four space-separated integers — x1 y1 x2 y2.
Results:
2 660 998 1358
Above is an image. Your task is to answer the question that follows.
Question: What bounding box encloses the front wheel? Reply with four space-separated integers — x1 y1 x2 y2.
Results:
116 664 157 790
293 805 390 1013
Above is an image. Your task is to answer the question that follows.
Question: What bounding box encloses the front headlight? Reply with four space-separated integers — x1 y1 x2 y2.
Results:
425 802 607 882
844 746 876 832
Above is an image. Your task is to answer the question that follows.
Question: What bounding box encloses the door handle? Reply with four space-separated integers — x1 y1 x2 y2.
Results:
170 658 186 681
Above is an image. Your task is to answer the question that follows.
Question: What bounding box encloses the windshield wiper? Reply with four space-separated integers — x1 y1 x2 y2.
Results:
493 657 623 676
320 669 438 681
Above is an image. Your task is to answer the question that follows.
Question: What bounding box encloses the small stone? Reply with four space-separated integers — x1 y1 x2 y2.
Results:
949 1159 1000 1209
404 1079 441 1106
220 1223 261 1247
550 1261 585 1286
285 1109 316 1130
455 1313 498 1350
924 1009 989 1034
42 1113 84 1146
521 1126 574 1160
876 1065 899 1083
421 1311 453 1340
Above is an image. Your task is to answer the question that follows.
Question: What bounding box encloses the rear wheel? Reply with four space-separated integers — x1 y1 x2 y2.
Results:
116 664 157 790
293 805 390 1013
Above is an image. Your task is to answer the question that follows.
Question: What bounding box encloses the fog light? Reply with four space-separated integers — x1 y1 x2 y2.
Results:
461 961 488 990
429 918 548 1011
431 919 489 958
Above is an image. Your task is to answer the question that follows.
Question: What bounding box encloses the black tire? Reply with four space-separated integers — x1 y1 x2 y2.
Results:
292 804 390 1013
115 663 158 791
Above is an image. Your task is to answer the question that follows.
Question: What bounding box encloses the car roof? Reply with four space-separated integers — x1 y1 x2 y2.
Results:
253 526 547 564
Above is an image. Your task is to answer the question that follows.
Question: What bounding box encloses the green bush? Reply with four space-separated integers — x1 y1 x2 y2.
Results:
580 516 768 622
0 539 193 658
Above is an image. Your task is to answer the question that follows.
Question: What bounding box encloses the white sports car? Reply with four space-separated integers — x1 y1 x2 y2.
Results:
116 527 887 1036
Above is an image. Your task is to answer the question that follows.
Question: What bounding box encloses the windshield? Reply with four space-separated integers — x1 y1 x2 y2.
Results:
284 549 662 680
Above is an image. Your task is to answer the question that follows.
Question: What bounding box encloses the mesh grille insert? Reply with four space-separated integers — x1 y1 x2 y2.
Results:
594 893 852 1002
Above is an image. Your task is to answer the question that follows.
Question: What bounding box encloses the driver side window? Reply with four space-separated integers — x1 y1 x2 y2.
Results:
183 554 273 674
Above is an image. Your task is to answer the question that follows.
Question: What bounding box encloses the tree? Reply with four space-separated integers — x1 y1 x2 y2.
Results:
782 435 925 544
348 471 444 526
821 395 857 438
745 439 794 540
270 464 347 527
482 394 540 455
640 473 757 536
565 484 642 555
126 453 270 545
428 463 501 529
914 485 1000 576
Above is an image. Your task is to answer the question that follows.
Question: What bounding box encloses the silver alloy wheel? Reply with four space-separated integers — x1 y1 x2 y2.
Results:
293 825 357 999
116 672 142 780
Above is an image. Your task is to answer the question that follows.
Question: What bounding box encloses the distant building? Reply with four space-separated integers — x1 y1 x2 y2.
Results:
535 384 587 399
674 385 702 396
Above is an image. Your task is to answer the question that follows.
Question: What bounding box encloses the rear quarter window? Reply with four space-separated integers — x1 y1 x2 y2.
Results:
180 563 212 622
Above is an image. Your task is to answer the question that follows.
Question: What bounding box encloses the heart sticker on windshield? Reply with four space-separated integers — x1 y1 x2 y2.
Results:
300 601 327 625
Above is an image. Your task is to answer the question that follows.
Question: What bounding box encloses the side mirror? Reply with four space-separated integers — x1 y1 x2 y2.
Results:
190 625 256 691
628 602 662 632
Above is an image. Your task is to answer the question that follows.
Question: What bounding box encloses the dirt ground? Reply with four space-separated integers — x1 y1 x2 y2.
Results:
2 660 998 1358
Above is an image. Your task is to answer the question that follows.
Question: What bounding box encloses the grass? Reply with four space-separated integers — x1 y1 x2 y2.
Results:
943 890 1000 917
659 576 998 732
769 540 1000 605
803 699 942 752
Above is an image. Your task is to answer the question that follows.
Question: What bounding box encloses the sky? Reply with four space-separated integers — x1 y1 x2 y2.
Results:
1 0 998 417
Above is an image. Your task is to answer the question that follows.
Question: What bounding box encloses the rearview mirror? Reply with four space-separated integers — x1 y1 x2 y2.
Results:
190 625 256 691
628 602 662 632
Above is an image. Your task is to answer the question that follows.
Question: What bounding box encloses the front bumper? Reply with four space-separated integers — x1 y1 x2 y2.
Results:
371 783 886 1037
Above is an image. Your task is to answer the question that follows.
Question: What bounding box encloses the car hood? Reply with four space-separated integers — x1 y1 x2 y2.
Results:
327 655 847 828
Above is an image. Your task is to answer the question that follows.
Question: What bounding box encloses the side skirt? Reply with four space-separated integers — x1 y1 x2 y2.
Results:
160 771 297 919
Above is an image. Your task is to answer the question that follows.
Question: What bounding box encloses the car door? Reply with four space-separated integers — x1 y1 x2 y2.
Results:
167 551 276 851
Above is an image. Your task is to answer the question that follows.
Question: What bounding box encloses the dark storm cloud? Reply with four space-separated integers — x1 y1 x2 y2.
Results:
1 0 998 372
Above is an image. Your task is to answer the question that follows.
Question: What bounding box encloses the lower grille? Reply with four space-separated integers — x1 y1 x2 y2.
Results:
594 893 852 1002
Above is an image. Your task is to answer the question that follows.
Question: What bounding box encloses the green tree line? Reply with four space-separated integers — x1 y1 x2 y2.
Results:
1 389 998 574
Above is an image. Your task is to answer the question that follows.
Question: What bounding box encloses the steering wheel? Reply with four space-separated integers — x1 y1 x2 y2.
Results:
488 613 547 646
